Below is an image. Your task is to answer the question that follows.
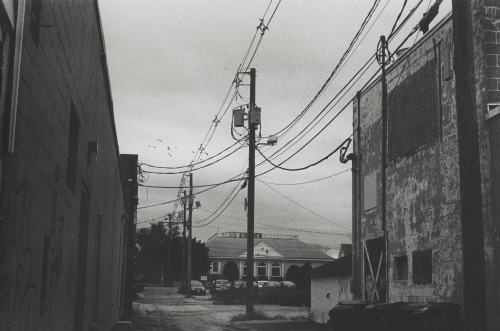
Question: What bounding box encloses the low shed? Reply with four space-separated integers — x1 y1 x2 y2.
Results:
310 254 352 324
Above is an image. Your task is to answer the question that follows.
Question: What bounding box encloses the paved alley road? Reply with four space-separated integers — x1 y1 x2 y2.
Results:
121 287 332 331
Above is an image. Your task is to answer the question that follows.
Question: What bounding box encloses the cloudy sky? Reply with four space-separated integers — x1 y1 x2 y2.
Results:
99 0 451 250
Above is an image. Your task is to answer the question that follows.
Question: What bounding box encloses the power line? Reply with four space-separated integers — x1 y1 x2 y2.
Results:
258 169 350 186
171 0 282 214
256 137 352 172
272 0 382 139
140 144 244 175
140 142 242 170
253 0 426 174
257 179 350 231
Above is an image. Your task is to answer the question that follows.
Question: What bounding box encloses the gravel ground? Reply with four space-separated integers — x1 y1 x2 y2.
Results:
111 287 332 331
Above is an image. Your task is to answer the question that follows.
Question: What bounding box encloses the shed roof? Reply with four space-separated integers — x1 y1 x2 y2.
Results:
310 254 351 278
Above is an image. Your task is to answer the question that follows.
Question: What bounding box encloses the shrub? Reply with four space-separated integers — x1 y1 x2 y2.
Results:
213 288 257 304
230 310 278 322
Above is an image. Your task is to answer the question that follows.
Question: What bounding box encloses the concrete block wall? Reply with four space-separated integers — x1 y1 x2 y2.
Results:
356 16 466 304
0 1 126 330
479 1 500 330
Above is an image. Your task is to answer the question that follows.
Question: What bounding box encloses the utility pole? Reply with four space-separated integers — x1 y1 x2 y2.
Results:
379 35 388 303
246 68 256 317
182 190 187 293
167 213 172 287
186 173 193 297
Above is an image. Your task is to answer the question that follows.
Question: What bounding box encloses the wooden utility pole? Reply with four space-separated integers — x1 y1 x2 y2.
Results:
167 213 172 287
187 173 193 297
182 190 187 293
380 35 388 303
246 68 256 317
451 1 486 330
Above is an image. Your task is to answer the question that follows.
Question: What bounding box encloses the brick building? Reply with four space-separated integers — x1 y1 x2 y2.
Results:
351 2 499 330
0 1 133 330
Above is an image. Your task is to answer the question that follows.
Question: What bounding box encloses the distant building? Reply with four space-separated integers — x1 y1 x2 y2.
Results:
0 1 132 330
206 232 334 281
351 4 499 330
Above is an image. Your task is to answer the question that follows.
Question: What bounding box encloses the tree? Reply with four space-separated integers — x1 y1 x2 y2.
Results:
135 222 210 284
223 261 239 282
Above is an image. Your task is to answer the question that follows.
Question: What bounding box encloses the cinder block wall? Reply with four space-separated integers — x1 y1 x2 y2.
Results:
0 1 126 330
480 1 500 330
356 16 466 304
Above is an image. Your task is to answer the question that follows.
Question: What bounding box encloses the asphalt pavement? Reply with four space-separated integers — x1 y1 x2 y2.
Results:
111 287 332 331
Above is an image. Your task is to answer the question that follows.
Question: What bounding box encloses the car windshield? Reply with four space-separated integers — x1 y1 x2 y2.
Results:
191 281 202 286
217 280 230 284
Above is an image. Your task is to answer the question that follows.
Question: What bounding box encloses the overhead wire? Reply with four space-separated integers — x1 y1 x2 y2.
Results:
140 141 242 170
170 0 282 214
271 0 382 140
257 179 350 230
258 168 350 186
253 0 426 176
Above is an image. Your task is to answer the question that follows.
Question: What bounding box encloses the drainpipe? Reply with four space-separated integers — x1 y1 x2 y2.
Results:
350 91 362 299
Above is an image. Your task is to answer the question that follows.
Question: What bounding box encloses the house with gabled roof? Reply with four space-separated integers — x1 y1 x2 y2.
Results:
206 232 334 281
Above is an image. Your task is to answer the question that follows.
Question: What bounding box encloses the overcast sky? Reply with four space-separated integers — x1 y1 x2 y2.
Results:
99 0 451 251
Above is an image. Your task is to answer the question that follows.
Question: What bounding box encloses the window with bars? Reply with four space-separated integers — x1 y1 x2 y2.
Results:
388 60 440 161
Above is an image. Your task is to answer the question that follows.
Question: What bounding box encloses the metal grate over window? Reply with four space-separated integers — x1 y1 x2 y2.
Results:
388 60 440 161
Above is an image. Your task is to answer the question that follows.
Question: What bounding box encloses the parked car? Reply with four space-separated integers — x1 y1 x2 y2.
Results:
211 279 231 293
257 280 268 289
262 280 280 288
232 280 258 290
190 280 206 295
280 281 296 289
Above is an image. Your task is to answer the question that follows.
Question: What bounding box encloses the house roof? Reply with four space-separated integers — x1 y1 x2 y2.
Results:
206 235 334 261
310 254 351 278
338 244 352 258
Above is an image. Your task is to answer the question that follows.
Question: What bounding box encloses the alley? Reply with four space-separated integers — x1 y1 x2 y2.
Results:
116 287 332 331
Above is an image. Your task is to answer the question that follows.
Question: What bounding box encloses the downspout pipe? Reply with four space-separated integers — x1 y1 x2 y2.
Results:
348 152 359 298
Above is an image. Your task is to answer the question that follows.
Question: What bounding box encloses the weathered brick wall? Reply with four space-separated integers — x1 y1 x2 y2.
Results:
479 1 500 329
0 1 126 330
356 16 466 304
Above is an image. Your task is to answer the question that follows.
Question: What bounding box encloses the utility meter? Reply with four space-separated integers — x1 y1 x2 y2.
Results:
233 108 245 127
249 107 261 125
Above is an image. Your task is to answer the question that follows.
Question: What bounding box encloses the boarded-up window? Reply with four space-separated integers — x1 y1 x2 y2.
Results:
388 60 439 161
412 250 432 284
394 255 408 281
